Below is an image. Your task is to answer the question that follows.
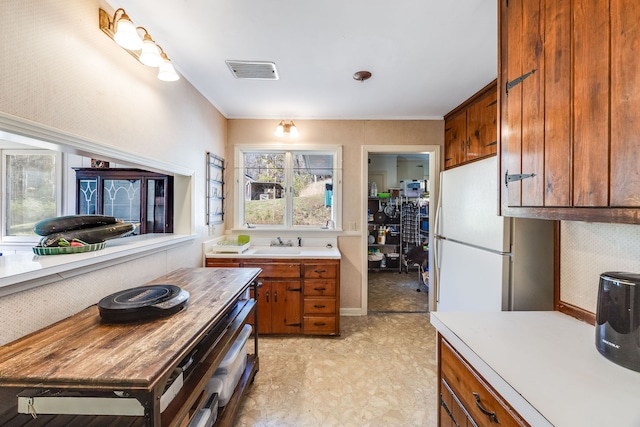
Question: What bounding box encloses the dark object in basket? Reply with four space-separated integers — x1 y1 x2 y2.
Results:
368 260 381 269
386 231 400 244
406 246 428 268
373 212 387 224
386 254 400 268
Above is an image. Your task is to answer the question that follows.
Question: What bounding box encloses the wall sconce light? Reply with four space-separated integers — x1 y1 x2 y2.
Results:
99 8 180 82
274 121 299 138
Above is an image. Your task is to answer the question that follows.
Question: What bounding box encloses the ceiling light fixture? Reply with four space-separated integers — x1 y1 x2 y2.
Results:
274 121 299 138
353 70 372 82
98 8 179 82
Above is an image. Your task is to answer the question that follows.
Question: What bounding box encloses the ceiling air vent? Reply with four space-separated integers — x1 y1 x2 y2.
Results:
225 61 279 80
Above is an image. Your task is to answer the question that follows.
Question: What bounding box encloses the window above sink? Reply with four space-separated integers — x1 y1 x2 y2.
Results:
234 144 342 231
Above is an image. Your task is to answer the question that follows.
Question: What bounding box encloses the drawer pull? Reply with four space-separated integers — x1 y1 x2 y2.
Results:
314 287 327 291
313 322 327 326
314 304 327 309
473 392 500 424
314 269 327 273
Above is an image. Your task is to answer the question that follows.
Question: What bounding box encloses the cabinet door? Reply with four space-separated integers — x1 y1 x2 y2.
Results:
467 88 497 161
252 281 272 335
610 0 640 207
444 110 467 169
502 0 545 207
269 280 302 334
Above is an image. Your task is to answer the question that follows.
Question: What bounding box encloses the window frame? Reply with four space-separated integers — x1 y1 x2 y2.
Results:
1 149 63 243
234 144 342 230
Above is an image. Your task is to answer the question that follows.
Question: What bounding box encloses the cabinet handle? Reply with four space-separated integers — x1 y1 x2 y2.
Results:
314 304 327 309
274 291 278 303
313 322 327 326
287 287 302 292
314 269 327 273
473 392 499 424
265 291 269 303
314 287 327 291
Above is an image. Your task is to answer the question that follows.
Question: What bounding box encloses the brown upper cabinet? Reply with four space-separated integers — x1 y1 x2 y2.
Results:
499 0 640 223
444 80 498 170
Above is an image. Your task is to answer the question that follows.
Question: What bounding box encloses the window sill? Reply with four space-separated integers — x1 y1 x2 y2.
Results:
0 234 196 297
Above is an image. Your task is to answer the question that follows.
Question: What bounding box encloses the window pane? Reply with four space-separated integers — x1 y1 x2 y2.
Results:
103 179 141 234
78 179 98 215
5 153 57 236
292 154 333 226
146 179 166 233
243 153 285 226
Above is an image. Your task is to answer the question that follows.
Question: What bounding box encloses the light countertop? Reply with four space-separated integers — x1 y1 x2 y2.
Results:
203 237 341 259
431 311 640 427
0 234 195 296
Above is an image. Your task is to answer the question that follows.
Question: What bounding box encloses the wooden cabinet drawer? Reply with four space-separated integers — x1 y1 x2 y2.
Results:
440 338 527 427
303 316 337 335
205 260 241 268
303 279 336 296
304 298 336 314
303 263 337 279
244 263 301 278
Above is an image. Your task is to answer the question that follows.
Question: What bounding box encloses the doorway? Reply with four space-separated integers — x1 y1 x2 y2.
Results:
361 145 441 315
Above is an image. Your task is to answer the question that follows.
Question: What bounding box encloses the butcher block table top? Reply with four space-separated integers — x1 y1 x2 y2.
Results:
0 267 260 392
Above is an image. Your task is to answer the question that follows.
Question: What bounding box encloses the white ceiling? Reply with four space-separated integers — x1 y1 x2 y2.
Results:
105 0 497 120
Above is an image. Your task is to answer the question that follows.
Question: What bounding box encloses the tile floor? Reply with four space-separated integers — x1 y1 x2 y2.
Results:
236 271 438 427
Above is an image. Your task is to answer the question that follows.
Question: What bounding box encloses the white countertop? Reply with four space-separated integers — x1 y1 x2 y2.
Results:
203 237 341 259
0 234 195 296
431 311 640 427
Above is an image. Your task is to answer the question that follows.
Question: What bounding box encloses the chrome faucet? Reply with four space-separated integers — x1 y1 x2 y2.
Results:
270 237 294 247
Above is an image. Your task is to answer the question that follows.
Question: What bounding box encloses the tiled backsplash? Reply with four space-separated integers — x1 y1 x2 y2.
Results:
560 221 640 313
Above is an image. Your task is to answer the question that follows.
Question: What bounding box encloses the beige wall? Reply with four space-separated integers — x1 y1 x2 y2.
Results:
227 119 444 311
560 221 640 315
0 0 225 344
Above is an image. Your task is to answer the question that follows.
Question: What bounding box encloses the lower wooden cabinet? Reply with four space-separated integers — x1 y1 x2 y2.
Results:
206 257 340 336
438 335 528 427
256 280 302 334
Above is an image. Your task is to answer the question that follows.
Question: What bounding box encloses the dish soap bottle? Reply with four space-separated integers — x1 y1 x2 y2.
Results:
370 181 377 197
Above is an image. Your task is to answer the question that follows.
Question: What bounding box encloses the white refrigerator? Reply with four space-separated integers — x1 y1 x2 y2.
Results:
433 157 554 312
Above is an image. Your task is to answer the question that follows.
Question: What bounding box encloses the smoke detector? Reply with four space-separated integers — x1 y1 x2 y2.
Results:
353 70 372 82
225 61 279 80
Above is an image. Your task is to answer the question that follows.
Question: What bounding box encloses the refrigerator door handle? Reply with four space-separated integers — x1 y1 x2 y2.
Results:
433 172 444 304
434 236 441 303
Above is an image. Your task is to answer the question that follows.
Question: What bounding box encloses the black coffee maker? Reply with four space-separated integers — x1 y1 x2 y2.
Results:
595 272 640 372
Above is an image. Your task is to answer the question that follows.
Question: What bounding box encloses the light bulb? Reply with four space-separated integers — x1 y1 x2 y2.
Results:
139 37 163 67
289 123 299 138
114 14 142 51
274 122 285 137
158 56 179 81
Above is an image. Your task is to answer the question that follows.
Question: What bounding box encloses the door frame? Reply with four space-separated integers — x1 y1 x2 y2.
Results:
361 145 441 314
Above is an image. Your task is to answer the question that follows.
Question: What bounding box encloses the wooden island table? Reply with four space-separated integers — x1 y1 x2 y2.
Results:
0 267 260 427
